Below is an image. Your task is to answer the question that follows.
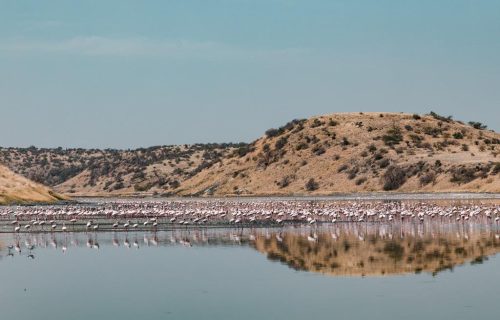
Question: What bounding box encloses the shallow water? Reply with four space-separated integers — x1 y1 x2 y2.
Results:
1 224 499 320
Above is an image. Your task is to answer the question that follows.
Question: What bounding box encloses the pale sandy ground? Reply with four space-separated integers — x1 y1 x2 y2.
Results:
0 164 64 204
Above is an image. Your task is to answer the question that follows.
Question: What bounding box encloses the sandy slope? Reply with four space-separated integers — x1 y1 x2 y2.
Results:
0 164 64 204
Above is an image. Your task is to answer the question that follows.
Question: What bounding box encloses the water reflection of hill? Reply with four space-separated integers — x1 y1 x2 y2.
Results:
253 225 500 276
1 224 499 277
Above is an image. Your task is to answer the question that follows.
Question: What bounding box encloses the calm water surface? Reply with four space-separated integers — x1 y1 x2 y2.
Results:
1 224 499 320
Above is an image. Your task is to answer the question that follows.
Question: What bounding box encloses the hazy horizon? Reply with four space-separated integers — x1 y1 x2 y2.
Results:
1 0 499 149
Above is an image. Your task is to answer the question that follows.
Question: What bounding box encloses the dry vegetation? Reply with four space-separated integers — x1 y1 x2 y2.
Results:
177 112 500 196
1 112 499 198
0 164 65 204
0 144 241 197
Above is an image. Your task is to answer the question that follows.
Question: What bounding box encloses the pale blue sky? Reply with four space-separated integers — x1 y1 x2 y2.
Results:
0 0 499 148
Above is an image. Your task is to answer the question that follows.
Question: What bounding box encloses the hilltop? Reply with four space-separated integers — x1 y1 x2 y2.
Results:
0 164 65 205
177 112 500 195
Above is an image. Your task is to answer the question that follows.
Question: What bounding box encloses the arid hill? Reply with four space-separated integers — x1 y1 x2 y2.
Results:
0 144 241 197
177 112 500 196
0 164 65 204
1 112 499 197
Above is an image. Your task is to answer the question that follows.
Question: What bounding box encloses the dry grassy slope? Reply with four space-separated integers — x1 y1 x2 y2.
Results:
54 146 224 196
0 165 64 204
178 112 500 196
0 144 238 197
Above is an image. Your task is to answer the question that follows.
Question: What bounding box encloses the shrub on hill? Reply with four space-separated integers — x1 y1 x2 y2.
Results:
382 165 407 190
305 178 319 191
468 121 487 130
382 126 403 146
429 111 453 123
419 172 436 186
450 166 477 185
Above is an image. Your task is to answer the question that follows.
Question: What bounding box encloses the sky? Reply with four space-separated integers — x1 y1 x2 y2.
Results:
0 0 499 149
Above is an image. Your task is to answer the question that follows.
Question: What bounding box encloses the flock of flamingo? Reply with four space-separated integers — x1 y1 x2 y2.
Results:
0 199 499 233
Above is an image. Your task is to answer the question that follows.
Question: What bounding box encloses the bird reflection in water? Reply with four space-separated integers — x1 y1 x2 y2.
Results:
1 223 499 277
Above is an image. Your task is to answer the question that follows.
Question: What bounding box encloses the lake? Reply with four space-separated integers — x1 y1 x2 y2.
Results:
1 220 499 320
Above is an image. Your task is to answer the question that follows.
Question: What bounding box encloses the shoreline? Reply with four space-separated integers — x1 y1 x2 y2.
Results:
73 192 500 202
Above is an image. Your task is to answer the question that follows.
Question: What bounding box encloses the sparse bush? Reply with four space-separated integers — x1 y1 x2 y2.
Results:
468 121 487 130
134 183 151 192
275 136 288 150
113 181 124 190
347 167 359 180
296 142 308 151
382 165 407 190
265 128 281 138
169 180 180 189
355 177 367 185
328 119 339 126
310 119 323 128
341 137 350 146
367 144 377 153
423 126 442 137
492 163 500 175
461 144 469 151
450 167 477 185
236 145 253 157
312 145 326 156
337 164 349 173
419 172 436 186
277 175 295 188
429 111 452 123
373 153 384 161
378 158 390 168
305 178 319 191
382 126 403 146
412 114 421 120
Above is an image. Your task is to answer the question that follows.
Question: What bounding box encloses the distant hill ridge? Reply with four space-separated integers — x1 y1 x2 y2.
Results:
1 112 499 198
0 143 242 197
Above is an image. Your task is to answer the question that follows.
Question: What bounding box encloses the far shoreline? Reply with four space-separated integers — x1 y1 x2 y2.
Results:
73 192 500 202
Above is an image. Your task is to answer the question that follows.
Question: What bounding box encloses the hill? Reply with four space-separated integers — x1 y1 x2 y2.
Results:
0 164 65 204
1 112 499 197
177 112 500 196
0 144 241 197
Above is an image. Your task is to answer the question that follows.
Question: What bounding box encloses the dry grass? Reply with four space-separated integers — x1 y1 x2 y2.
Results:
177 112 500 196
0 165 65 204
